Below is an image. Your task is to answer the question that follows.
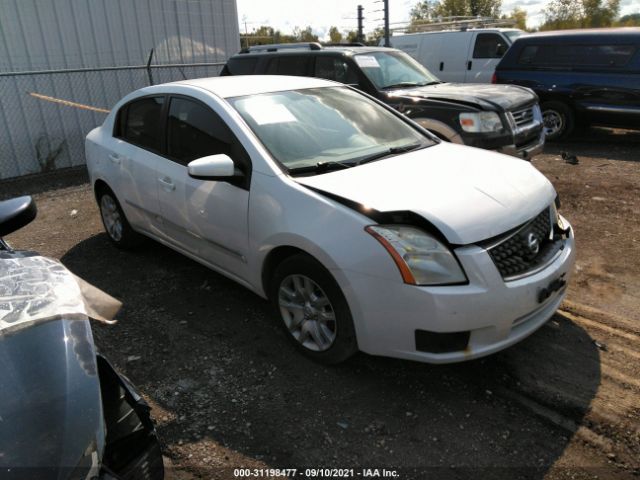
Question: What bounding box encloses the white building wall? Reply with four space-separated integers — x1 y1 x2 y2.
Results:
0 0 240 179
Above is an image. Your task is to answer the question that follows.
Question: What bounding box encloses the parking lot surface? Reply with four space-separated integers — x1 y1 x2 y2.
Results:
3 128 639 479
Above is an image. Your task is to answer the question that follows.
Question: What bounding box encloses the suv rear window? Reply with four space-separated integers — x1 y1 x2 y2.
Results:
518 44 636 68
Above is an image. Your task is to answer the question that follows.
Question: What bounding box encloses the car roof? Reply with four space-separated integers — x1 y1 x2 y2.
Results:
394 28 520 36
517 27 640 43
231 45 392 58
171 75 337 98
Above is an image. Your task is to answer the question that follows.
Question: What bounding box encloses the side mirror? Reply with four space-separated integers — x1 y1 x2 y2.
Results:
188 154 239 181
0 195 37 238
495 43 507 57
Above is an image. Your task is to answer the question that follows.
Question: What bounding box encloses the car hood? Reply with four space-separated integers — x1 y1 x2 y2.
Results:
0 254 120 477
296 143 555 245
387 82 537 111
0 318 104 475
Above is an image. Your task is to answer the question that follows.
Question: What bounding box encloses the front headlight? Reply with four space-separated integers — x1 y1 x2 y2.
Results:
459 111 503 133
366 225 467 285
551 198 567 232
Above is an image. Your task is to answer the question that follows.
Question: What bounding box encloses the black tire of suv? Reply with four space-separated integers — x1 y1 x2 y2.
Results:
541 101 574 141
97 188 144 249
270 254 358 364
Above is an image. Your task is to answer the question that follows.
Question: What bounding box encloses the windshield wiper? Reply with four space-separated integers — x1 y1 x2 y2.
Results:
356 143 425 166
382 81 441 90
382 82 422 90
288 161 353 176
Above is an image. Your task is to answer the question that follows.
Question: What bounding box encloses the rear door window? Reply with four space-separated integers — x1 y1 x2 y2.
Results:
518 44 636 68
117 96 165 152
473 33 507 59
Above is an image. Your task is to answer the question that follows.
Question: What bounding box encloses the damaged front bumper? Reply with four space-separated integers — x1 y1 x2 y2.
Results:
97 354 164 480
497 130 545 160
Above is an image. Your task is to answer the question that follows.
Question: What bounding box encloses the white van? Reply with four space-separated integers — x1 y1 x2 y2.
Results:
388 29 525 83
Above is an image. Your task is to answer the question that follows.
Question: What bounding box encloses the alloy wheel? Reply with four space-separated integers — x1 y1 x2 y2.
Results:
278 274 337 352
100 194 123 242
543 109 564 137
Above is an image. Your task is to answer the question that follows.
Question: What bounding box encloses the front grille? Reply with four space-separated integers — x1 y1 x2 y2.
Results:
510 106 535 128
486 207 564 280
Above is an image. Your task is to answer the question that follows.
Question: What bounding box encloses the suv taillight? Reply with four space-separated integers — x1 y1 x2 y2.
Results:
491 72 497 84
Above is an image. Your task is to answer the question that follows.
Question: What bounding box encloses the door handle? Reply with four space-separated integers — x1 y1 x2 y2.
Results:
467 61 472 70
439 62 444 71
158 177 176 191
108 153 121 164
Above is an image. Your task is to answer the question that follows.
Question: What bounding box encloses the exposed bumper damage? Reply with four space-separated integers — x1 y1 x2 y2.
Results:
97 354 164 480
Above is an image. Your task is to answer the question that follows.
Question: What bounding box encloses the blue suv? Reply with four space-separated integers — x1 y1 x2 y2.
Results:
494 28 640 140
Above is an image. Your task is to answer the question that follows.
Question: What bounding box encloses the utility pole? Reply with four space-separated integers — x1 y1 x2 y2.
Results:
357 5 364 43
383 0 390 47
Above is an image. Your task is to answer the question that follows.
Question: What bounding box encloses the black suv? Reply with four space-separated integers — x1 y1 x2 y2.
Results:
494 28 640 140
222 43 545 159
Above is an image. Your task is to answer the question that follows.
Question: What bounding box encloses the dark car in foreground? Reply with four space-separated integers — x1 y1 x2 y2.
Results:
494 28 640 140
222 43 545 160
0 196 164 480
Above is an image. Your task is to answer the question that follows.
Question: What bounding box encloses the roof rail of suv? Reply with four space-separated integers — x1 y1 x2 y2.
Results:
323 42 366 47
242 42 323 53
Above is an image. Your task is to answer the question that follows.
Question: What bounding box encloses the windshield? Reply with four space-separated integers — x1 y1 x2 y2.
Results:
354 51 440 90
504 30 526 44
229 87 434 173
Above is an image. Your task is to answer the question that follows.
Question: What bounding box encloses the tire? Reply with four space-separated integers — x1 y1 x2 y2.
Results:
97 187 144 249
541 101 574 141
270 254 358 364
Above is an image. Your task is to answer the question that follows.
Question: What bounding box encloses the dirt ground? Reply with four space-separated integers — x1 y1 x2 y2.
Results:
2 127 639 479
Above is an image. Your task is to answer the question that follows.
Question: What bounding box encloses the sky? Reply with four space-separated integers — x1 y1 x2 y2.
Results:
235 0 640 38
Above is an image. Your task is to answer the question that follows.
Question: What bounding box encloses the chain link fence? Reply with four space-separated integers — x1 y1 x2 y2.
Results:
0 63 223 180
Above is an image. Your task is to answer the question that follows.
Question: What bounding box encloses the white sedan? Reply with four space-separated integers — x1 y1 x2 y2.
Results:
86 75 575 364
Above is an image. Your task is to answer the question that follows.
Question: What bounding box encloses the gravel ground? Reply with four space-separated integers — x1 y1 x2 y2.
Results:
2 127 639 480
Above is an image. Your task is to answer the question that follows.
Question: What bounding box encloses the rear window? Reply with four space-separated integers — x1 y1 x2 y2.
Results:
518 44 636 68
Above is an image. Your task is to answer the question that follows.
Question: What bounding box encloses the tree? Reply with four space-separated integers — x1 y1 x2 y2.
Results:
408 0 503 27
366 27 386 45
344 30 360 43
540 0 620 30
541 0 584 29
293 26 319 42
434 0 501 17
582 0 620 27
616 13 640 26
410 0 439 21
328 26 343 43
510 7 527 30
467 0 502 16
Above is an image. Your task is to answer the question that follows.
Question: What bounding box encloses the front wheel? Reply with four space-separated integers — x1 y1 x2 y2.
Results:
270 254 358 364
97 188 143 249
541 101 574 141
